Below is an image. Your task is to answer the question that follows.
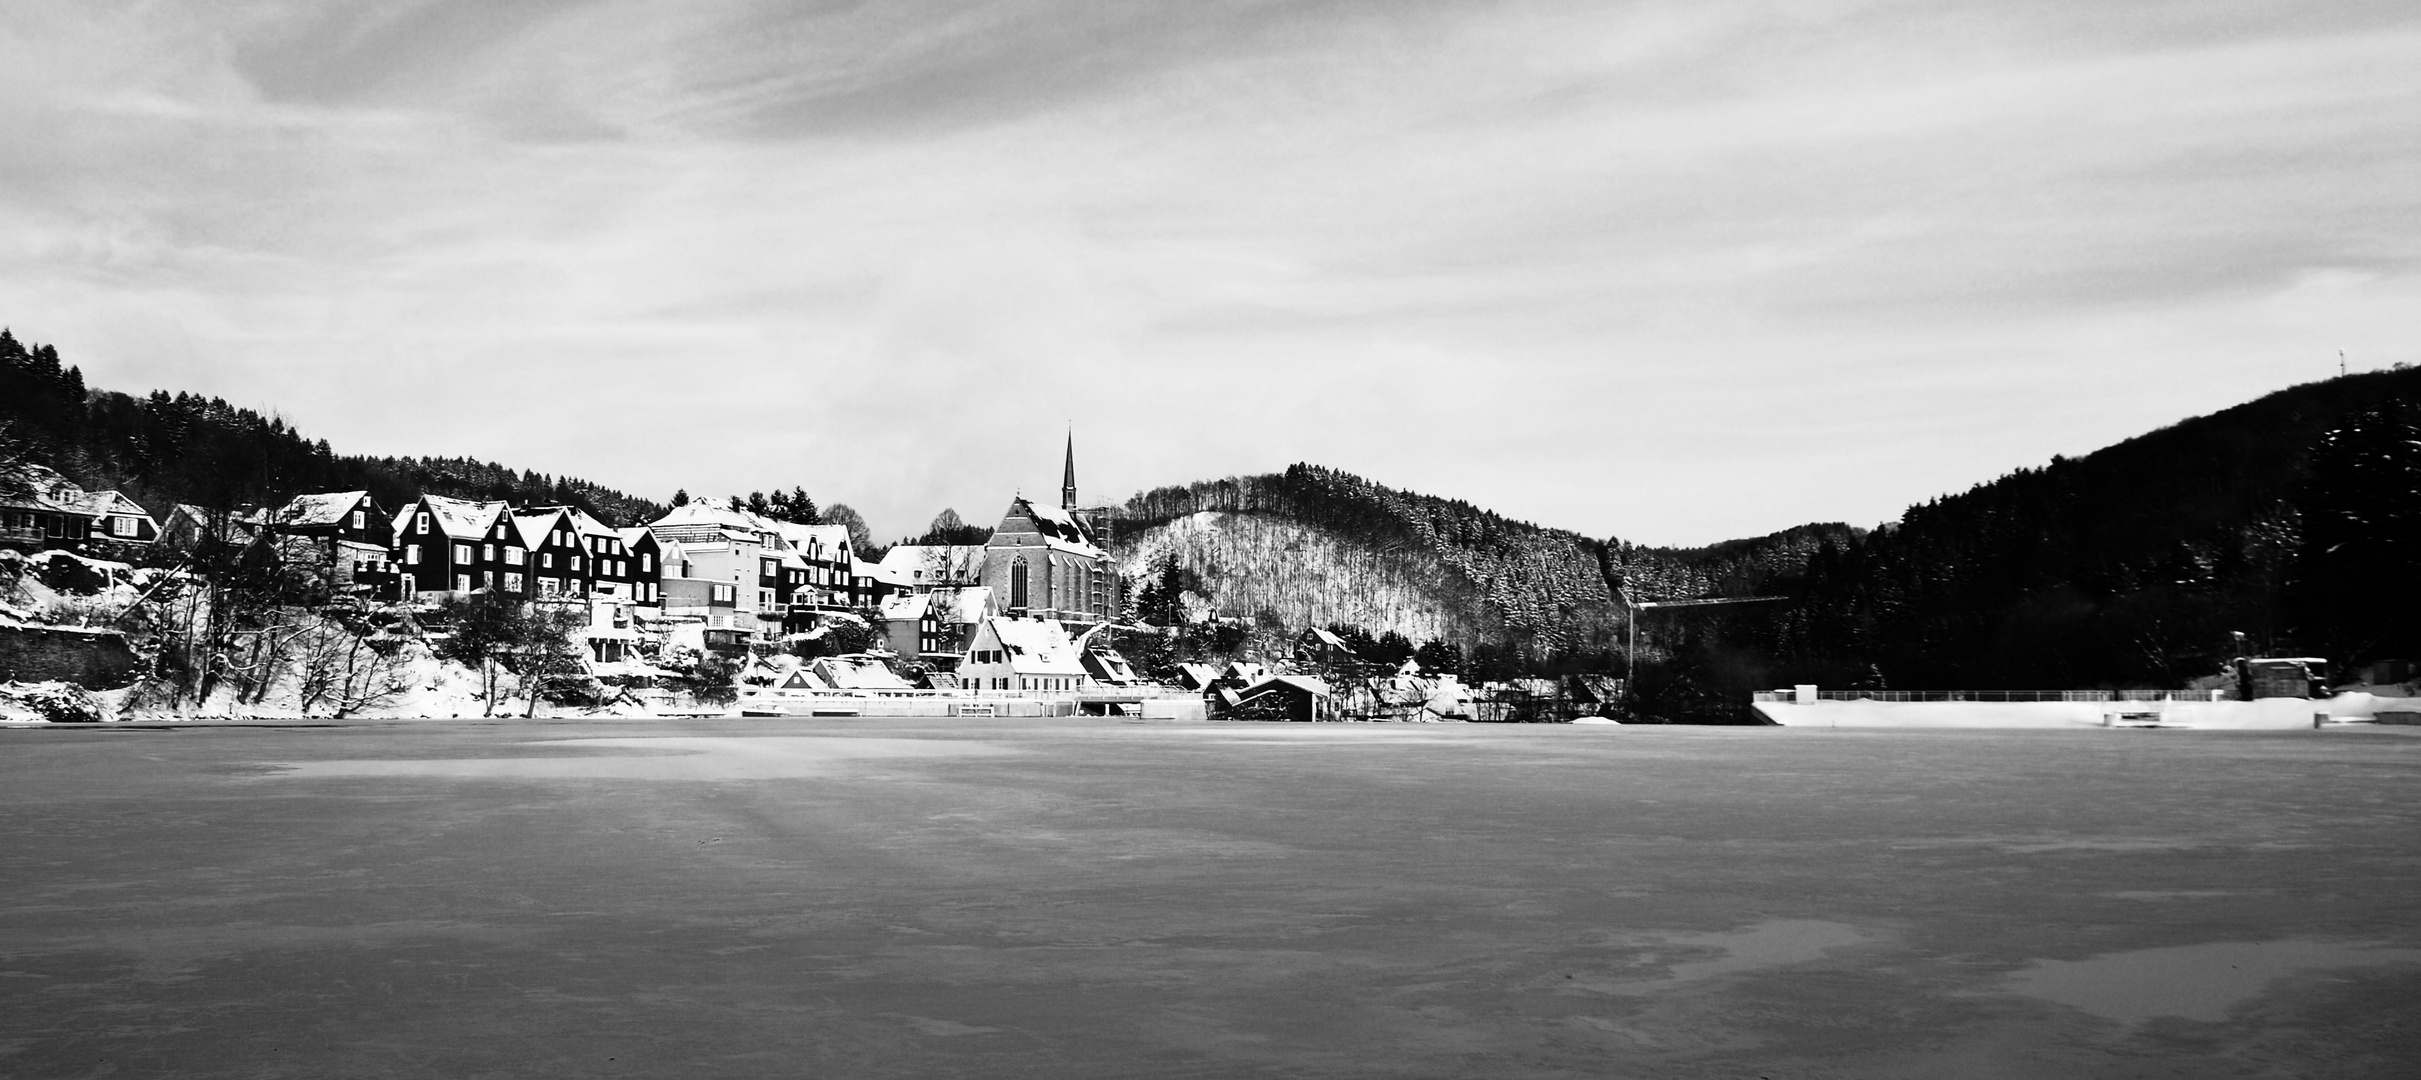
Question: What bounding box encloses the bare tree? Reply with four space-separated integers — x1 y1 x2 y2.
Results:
293 615 409 717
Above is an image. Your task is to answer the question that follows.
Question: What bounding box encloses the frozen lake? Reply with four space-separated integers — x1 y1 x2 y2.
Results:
4 718 2417 1077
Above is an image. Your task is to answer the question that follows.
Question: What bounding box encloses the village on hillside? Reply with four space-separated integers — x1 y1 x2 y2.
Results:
1 437 1593 723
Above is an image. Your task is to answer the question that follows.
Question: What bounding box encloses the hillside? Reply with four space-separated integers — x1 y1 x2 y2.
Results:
1113 465 1847 676
1118 511 1480 649
1116 368 2420 708
2 326 665 526
1764 366 2421 691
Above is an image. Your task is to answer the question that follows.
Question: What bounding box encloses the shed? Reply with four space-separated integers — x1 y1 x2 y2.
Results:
1226 674 1334 722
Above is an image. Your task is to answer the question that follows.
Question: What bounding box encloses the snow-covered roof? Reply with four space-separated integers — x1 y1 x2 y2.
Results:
935 587 992 625
773 521 852 560
878 544 985 583
76 489 158 522
564 507 621 540
647 502 777 543
510 509 569 548
0 464 91 515
879 593 929 621
978 616 1087 676
811 655 911 690
615 526 655 548
1243 674 1333 698
1009 499 1101 554
414 495 507 539
1082 647 1137 684
270 491 365 528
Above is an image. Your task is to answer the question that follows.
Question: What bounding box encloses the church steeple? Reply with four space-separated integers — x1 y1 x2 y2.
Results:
1061 429 1078 510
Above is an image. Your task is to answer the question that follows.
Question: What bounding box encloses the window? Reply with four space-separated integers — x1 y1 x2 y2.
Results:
110 515 136 537
541 552 553 568
417 511 430 532
483 543 495 562
762 559 778 578
539 577 559 597
760 590 774 608
640 553 653 573
710 583 735 603
350 510 365 530
453 543 472 565
504 572 524 593
404 544 421 566
1009 557 1029 608
571 554 584 573
505 547 524 566
455 574 471 592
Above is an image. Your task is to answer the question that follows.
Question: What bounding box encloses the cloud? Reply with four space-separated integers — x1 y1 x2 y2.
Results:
0 0 2415 543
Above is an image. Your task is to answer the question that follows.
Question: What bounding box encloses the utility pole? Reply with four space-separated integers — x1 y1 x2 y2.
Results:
2340 349 2347 378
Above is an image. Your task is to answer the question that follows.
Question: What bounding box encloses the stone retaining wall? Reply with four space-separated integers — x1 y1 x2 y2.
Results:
0 626 139 689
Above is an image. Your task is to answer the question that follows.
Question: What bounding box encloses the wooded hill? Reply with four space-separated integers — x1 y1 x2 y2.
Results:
1758 366 2421 692
1 327 665 526
1118 368 2420 708
1114 465 1847 676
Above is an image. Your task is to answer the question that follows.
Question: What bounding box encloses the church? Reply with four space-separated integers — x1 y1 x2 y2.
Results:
978 435 1118 628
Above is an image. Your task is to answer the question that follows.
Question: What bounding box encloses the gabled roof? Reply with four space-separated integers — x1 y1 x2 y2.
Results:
412 494 509 540
1298 626 1354 654
269 491 366 528
509 508 572 548
878 593 929 621
615 526 657 549
563 507 621 540
773 521 852 560
995 498 1101 556
810 655 911 690
77 489 158 522
1241 674 1333 698
977 616 1087 676
1081 647 1137 684
0 464 92 515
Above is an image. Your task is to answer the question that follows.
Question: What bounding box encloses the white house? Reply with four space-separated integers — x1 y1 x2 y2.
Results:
958 616 1089 693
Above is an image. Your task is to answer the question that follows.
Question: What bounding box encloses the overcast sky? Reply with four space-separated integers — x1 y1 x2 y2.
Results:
1 1 2414 545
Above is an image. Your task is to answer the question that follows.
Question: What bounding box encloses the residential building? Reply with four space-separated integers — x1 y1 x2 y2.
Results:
0 466 97 552
80 490 161 546
508 506 590 599
877 586 994 665
392 494 512 600
877 544 985 593
650 503 785 641
261 491 395 594
0 467 157 553
565 509 641 602
958 616 1090 693
617 527 663 605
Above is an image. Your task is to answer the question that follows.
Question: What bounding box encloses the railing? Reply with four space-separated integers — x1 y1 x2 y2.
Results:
1753 689 2225 703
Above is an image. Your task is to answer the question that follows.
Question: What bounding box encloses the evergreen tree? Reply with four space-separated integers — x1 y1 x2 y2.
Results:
2287 401 2421 664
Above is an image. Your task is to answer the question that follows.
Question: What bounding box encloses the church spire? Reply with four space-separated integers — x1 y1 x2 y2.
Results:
1061 429 1078 510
